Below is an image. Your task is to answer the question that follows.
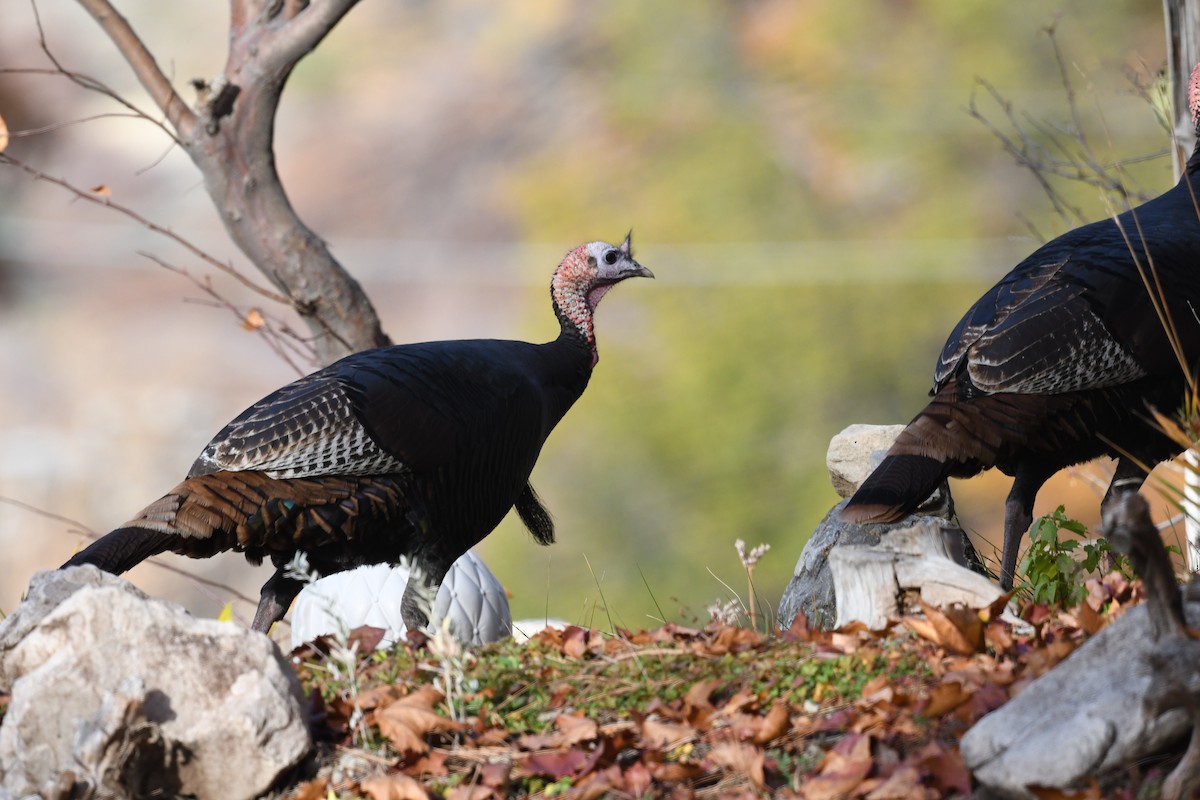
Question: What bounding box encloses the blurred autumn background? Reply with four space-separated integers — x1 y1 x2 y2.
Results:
0 1 1182 631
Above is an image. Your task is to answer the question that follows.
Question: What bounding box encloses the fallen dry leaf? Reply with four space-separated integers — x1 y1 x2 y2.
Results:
90 184 112 197
513 748 594 779
444 787 495 800
651 761 704 783
719 688 758 717
374 687 464 754
349 625 388 653
640 718 694 749
401 750 448 778
375 716 429 755
955 682 1010 726
356 683 405 712
801 763 872 800
830 631 864 654
547 682 574 709
289 777 328 800
859 674 891 698
708 741 766 788
984 618 1015 653
573 765 624 800
753 701 790 745
849 706 889 734
1022 637 1077 679
864 764 922 800
624 760 654 796
555 712 599 745
921 680 971 718
702 624 764 655
516 731 564 751
1073 600 1105 635
684 678 720 716
979 591 1014 622
478 760 511 789
803 733 873 800
562 625 589 658
359 773 429 800
782 611 823 643
909 741 971 795
904 600 981 655
242 307 266 331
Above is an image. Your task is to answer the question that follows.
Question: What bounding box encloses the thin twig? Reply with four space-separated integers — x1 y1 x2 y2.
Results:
967 26 1167 237
968 80 1086 225
0 494 261 612
143 252 315 376
0 152 292 304
0 110 147 140
582 552 618 635
0 494 94 534
72 0 196 137
26 0 182 144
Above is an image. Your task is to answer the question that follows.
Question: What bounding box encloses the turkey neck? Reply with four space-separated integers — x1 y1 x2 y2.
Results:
551 249 611 367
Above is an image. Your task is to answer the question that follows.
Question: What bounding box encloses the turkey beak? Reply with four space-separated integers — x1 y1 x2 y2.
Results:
622 260 654 281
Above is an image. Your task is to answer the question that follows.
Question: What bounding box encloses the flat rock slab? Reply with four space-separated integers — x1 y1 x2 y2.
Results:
0 567 311 800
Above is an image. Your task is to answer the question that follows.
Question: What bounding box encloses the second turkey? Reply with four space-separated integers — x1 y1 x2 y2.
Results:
841 65 1200 591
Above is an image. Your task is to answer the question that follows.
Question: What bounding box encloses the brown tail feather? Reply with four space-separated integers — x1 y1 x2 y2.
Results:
63 471 413 577
62 526 175 574
840 453 952 523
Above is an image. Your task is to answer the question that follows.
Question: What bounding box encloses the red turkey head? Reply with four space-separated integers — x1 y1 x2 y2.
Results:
552 233 653 362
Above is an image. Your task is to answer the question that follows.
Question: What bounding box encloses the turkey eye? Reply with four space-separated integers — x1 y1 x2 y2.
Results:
603 250 619 265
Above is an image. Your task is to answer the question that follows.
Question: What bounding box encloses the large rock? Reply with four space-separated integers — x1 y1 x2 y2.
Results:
0 567 311 800
826 423 951 513
826 423 906 499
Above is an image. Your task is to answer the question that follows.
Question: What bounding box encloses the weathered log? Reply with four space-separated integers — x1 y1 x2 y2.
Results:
828 519 1005 630
963 492 1200 799
778 424 982 631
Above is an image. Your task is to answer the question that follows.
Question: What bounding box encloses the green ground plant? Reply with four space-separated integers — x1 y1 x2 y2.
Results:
1017 505 1128 607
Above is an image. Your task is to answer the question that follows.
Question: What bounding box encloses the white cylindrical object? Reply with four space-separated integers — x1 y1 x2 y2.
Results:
289 549 512 649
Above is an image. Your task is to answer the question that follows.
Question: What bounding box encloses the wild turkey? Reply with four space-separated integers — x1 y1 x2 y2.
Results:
64 235 652 632
842 66 1200 590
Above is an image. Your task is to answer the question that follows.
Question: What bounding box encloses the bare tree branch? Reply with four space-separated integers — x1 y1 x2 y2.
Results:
74 0 196 136
22 1 179 144
0 152 292 304
253 0 363 70
144 252 315 376
48 0 389 364
0 110 148 140
968 28 1169 238
191 0 386 362
0 494 262 618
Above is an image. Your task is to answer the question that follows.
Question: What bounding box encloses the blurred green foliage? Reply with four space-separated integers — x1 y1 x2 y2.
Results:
465 0 1175 627
9 0 1174 628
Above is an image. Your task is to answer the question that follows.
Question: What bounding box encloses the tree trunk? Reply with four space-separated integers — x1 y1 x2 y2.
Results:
76 0 390 365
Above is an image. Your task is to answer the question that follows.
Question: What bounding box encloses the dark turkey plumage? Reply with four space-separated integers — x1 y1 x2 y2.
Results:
842 66 1200 590
64 235 652 632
